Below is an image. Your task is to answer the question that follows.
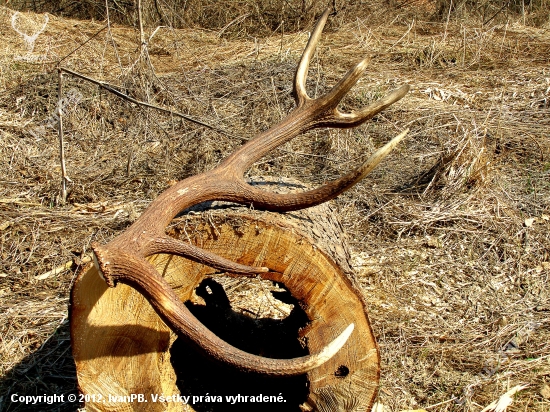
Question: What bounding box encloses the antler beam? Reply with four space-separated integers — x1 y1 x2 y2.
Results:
91 8 410 376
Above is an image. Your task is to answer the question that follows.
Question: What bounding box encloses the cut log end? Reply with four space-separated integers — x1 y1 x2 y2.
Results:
71 181 379 411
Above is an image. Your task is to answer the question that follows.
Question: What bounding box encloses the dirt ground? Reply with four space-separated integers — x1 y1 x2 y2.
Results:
0 4 549 412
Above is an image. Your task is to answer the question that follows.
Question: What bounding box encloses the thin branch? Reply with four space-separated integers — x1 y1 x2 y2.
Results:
57 69 68 204
59 67 240 139
57 24 109 66
105 0 123 71
137 0 146 50
136 0 154 76
483 1 510 26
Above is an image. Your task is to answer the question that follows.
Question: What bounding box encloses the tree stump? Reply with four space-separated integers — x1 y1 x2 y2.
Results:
71 179 380 411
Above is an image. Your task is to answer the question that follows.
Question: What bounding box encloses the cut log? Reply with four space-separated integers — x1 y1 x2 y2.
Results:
70 179 380 411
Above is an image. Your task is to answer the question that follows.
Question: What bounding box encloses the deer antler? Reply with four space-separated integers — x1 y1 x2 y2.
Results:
91 8 410 376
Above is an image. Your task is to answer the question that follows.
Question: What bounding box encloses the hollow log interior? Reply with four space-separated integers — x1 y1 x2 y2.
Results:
71 198 379 411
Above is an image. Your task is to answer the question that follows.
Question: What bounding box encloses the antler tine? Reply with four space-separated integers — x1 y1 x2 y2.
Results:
327 84 411 128
315 57 371 110
219 16 408 177
294 8 331 107
92 242 354 376
147 235 269 275
235 129 409 211
315 57 410 128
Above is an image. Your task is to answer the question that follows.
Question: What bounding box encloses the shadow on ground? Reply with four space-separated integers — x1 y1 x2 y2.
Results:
1 278 310 412
0 320 80 412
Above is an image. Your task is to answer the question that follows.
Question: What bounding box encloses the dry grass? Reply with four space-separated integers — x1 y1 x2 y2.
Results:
7 0 550 34
0 4 549 412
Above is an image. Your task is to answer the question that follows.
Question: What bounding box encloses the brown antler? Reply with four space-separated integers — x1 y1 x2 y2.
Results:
90 8 410 376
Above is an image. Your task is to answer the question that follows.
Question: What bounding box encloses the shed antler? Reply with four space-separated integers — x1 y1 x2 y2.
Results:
91 8 410 376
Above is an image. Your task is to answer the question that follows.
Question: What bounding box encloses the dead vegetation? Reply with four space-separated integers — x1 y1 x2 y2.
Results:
7 0 550 34
0 2 549 411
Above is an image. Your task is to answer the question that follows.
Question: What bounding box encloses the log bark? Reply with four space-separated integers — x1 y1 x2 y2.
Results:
70 179 379 412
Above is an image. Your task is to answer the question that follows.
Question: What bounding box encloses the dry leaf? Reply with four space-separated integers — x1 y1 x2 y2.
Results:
426 236 442 248
480 384 528 412
524 217 535 227
35 260 73 280
540 384 550 399
371 403 387 412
